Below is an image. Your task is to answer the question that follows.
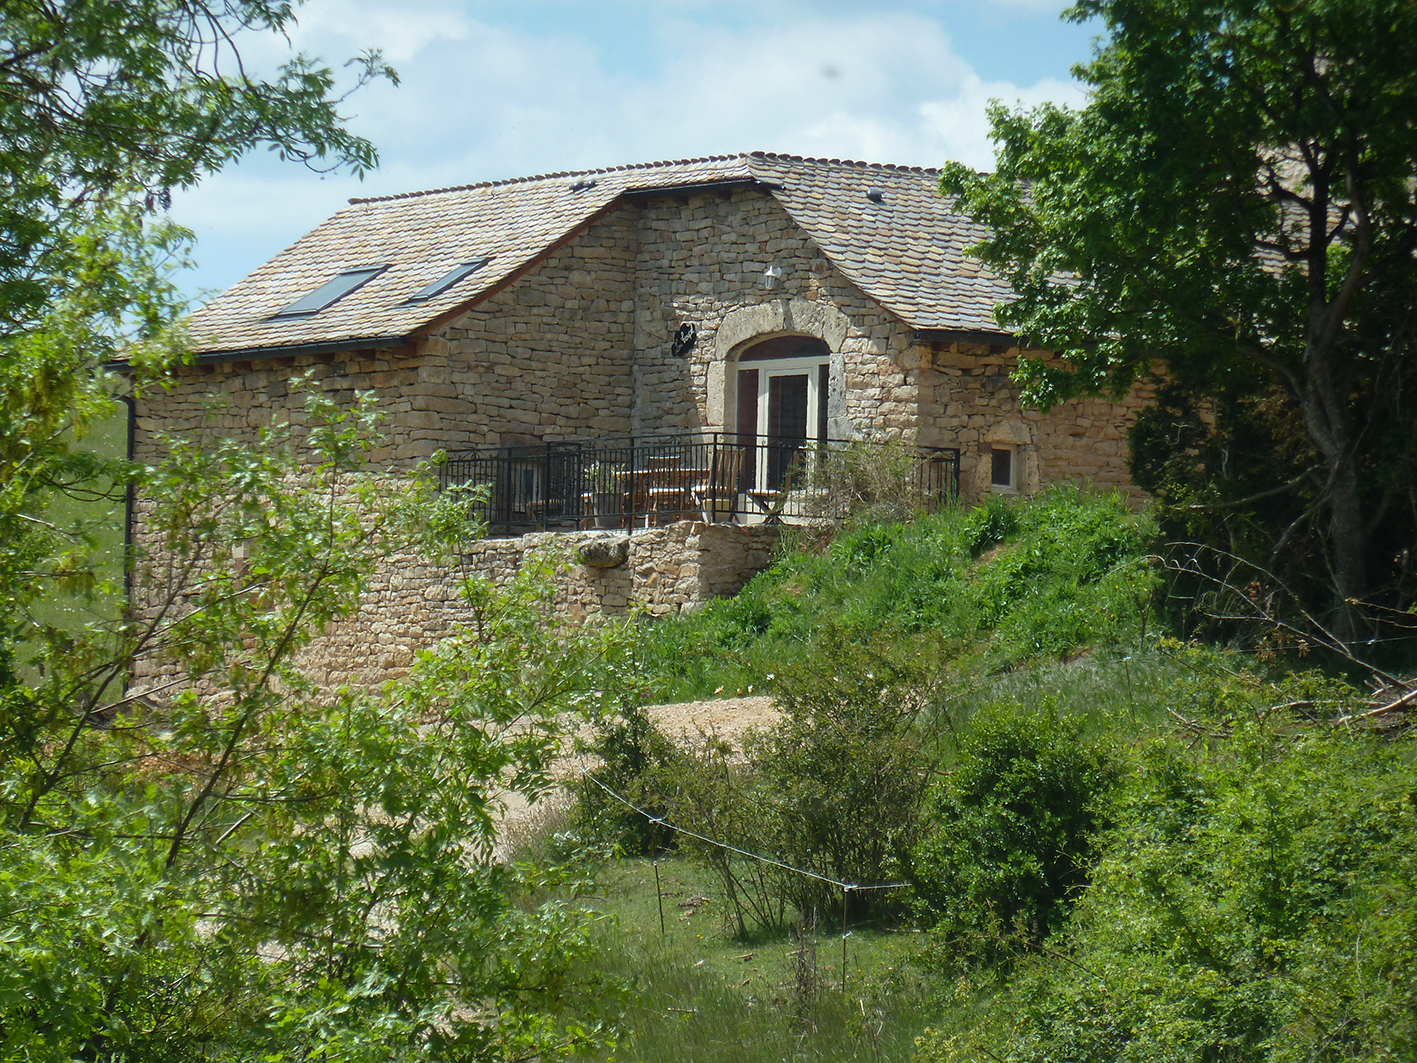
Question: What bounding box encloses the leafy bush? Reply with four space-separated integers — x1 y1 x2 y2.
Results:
916 724 1417 1063
653 732 795 939
746 628 938 921
644 629 939 937
911 706 1125 963
0 391 623 1062
805 437 936 525
573 701 682 857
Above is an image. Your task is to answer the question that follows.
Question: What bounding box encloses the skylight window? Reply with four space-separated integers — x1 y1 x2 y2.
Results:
272 266 385 318
405 258 490 303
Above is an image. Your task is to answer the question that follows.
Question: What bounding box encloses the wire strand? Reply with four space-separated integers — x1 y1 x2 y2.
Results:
581 770 908 893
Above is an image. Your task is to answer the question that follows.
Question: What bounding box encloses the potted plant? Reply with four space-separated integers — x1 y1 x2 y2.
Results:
583 460 627 528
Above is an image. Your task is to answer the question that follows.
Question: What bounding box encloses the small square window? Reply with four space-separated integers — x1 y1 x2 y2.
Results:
990 446 1014 489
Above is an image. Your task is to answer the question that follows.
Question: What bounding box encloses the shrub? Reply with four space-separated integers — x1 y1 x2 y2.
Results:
653 732 794 939
747 627 938 922
917 723 1417 1063
910 706 1125 963
649 628 940 936
573 701 681 856
806 437 936 525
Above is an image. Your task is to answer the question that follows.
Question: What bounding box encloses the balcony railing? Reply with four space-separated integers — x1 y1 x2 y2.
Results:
439 432 960 537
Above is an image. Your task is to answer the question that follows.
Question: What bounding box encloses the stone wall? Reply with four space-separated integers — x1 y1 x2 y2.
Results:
128 434 779 694
133 345 449 468
286 521 781 692
627 186 923 438
441 207 638 447
923 342 1152 506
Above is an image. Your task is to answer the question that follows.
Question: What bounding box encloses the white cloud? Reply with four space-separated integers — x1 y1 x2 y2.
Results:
169 3 1087 300
978 0 1073 11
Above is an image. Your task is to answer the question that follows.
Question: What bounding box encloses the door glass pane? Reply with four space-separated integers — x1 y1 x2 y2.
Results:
768 374 809 489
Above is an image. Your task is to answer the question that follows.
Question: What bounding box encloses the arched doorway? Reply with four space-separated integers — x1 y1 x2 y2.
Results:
734 335 831 491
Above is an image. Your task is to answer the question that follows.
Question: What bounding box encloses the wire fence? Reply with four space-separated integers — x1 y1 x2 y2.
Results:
581 770 910 993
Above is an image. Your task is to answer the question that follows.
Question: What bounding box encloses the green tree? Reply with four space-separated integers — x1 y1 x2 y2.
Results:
0 4 626 1057
2 389 620 1059
0 0 392 333
0 0 395 682
941 0 1417 640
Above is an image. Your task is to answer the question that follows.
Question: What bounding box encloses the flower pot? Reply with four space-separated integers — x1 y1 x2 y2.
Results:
592 490 623 529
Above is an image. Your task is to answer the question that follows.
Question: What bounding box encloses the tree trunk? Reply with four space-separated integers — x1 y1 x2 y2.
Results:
1326 457 1368 644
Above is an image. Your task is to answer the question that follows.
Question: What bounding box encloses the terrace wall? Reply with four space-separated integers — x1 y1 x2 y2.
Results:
128 518 782 696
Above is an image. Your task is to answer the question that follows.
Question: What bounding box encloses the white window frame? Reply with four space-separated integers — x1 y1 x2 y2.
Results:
749 355 829 492
755 354 829 443
988 444 1018 493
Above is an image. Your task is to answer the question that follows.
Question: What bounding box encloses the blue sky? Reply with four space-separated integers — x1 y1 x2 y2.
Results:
170 0 1101 303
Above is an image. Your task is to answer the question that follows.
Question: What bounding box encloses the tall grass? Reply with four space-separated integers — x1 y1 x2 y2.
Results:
573 858 939 1063
628 488 1159 703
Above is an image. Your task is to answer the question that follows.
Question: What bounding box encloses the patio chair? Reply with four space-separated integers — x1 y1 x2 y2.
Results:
690 444 745 523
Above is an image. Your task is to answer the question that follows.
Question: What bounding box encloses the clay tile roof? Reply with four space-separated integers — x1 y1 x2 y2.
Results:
183 152 1010 357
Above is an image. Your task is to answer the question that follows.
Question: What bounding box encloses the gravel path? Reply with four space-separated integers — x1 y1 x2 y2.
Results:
639 694 778 743
493 696 778 856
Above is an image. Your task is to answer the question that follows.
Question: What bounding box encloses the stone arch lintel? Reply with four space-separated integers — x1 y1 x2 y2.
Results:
714 298 850 362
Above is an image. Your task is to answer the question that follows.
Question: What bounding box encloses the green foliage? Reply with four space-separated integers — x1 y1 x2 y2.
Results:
745 630 936 919
627 631 937 938
0 0 393 336
911 707 1125 963
575 701 682 857
915 722 1417 1063
0 0 394 694
631 488 1158 702
0 392 622 1061
653 731 794 939
940 0 1417 627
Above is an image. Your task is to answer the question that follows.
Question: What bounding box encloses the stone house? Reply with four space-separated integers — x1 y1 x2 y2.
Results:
128 152 1148 686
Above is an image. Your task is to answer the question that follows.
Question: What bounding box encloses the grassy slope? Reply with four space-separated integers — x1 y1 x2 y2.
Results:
563 489 1412 1063
628 488 1158 705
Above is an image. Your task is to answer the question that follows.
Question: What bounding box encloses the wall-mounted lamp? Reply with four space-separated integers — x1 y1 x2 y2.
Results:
762 264 783 290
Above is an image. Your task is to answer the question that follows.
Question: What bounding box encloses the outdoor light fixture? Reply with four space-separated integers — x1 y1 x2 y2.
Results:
762 264 783 289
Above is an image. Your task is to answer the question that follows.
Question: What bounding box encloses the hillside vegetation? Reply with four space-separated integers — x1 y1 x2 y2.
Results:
560 489 1415 1063
633 488 1159 704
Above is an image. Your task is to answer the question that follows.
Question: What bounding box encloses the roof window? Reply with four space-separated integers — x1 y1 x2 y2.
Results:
404 258 490 303
272 266 385 318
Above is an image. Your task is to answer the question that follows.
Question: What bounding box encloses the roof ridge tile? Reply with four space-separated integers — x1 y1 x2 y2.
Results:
749 150 941 176
348 153 749 204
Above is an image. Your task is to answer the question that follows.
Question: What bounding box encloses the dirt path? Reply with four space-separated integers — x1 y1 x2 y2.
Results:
494 696 778 857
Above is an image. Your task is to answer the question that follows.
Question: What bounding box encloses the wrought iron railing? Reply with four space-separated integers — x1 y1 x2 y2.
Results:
439 433 961 537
